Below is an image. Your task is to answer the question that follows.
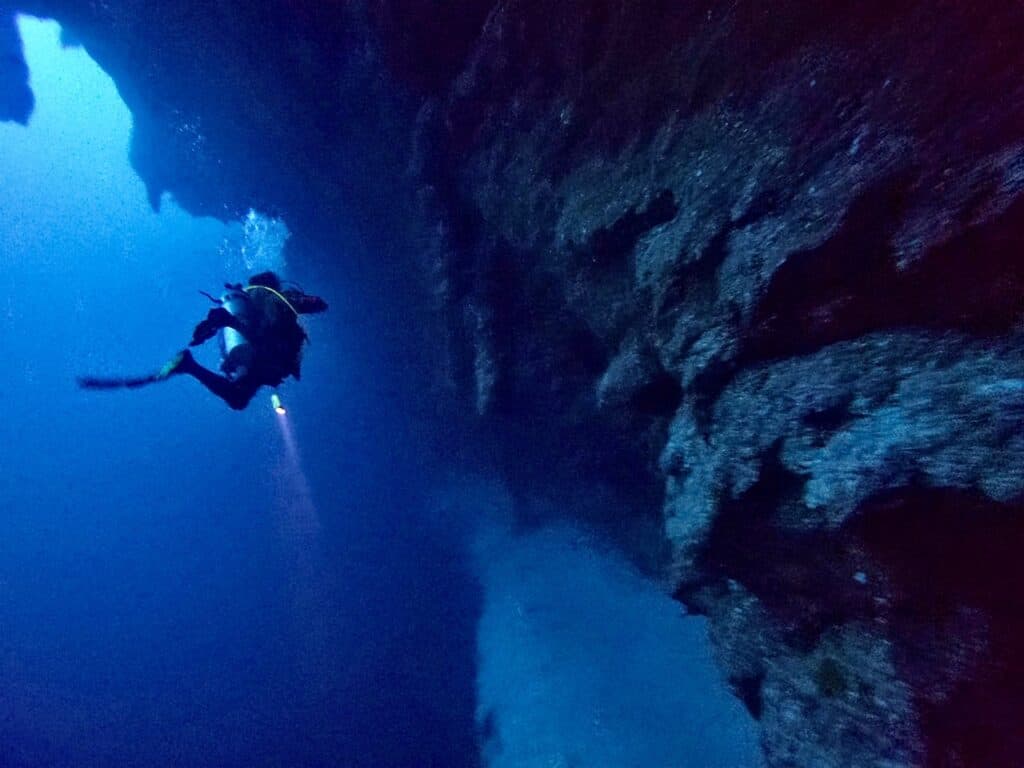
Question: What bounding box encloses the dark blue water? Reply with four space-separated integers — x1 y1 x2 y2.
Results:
1 17 763 768
0 18 480 767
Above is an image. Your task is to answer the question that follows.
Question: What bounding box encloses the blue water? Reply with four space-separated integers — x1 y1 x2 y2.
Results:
0 18 480 767
0 17 762 768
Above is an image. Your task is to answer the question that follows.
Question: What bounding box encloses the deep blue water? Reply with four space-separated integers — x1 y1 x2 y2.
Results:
1 17 762 768
0 19 480 767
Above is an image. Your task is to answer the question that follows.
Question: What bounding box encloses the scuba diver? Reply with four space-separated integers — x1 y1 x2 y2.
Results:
78 271 328 410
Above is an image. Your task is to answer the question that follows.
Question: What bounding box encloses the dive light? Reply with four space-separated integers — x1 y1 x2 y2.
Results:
271 393 286 415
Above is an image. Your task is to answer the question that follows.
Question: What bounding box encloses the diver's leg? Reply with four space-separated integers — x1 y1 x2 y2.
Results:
177 350 260 410
223 378 261 410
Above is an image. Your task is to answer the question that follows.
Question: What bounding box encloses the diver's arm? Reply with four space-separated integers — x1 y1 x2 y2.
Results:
286 291 328 314
189 307 243 346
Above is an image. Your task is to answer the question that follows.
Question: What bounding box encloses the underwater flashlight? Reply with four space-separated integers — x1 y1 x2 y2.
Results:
271 393 287 415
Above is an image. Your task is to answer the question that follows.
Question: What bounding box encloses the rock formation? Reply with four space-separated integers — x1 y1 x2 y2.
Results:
4 1 1023 763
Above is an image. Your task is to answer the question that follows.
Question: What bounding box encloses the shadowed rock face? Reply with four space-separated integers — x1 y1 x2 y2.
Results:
0 10 33 122
5 1 1024 764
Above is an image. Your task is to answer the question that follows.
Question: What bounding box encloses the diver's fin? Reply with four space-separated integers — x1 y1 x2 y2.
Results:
77 374 160 390
78 351 191 390
154 350 189 380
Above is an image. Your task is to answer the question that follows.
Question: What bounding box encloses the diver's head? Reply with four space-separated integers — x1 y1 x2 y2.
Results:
248 271 282 291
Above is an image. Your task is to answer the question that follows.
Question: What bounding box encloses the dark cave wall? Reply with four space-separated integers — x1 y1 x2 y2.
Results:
0 8 32 122
5 1 1024 765
10 0 406 227
414 2 1024 765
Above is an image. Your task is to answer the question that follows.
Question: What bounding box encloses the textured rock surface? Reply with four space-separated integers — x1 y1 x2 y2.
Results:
664 333 1024 580
412 3 1024 764
5 0 1024 764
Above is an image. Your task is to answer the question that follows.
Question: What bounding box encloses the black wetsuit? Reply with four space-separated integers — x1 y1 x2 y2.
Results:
182 287 327 410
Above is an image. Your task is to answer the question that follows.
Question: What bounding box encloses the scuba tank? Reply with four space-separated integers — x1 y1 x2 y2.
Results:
218 286 255 380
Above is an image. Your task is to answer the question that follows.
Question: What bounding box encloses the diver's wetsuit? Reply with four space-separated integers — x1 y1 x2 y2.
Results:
178 278 327 410
175 350 264 410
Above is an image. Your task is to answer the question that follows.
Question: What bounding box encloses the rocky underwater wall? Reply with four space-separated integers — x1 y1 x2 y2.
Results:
4 1 1023 765
417 4 1024 763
